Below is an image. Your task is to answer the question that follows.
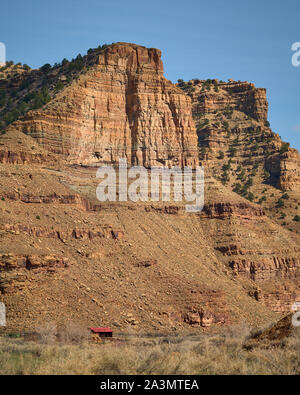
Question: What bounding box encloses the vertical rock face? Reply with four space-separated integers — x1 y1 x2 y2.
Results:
177 78 300 194
177 79 274 172
187 80 268 122
14 43 198 168
265 149 300 191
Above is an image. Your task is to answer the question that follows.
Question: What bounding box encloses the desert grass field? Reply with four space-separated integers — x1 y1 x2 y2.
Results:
0 322 299 375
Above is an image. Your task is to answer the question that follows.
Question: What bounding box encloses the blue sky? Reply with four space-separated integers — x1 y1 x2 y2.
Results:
1 0 299 150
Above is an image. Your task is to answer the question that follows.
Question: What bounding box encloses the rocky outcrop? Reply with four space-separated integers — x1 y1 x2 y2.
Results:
255 289 300 314
244 313 299 349
144 205 183 215
1 224 124 241
162 289 230 328
0 149 53 164
203 202 265 219
144 202 265 219
1 191 102 211
0 254 71 294
265 148 300 191
183 310 218 327
136 259 158 268
229 257 300 282
13 43 199 168
179 80 268 122
0 253 70 272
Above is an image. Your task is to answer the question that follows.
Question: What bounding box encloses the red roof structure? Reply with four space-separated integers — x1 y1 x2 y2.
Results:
89 327 112 333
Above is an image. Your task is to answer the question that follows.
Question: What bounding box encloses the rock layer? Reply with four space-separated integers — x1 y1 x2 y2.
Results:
229 257 300 282
14 43 198 168
265 149 300 191
189 80 268 122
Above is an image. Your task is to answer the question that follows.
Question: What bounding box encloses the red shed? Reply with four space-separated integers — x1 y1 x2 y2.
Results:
89 327 113 338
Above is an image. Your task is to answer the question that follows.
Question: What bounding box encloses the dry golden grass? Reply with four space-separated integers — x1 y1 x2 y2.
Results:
0 328 299 375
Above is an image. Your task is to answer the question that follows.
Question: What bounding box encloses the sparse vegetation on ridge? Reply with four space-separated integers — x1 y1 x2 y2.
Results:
0 43 111 131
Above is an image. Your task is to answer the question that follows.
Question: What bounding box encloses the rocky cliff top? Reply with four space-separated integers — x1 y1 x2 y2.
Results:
177 78 268 121
94 42 164 74
9 43 198 167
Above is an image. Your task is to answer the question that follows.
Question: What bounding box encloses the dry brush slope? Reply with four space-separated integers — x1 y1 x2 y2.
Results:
0 129 300 331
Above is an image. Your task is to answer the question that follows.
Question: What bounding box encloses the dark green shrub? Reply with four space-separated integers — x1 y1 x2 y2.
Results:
276 198 284 208
247 192 254 202
229 146 237 157
40 63 52 73
280 143 289 154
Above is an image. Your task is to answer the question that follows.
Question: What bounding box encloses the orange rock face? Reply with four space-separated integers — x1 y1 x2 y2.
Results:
266 148 300 191
229 257 300 282
185 80 268 122
14 43 198 168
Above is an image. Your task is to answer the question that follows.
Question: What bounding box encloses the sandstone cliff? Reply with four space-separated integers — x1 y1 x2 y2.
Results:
178 78 300 189
188 80 268 122
12 43 198 168
177 78 300 233
265 148 300 191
